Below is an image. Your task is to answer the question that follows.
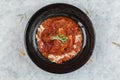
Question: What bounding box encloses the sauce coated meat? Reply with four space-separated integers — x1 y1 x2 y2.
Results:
36 16 83 64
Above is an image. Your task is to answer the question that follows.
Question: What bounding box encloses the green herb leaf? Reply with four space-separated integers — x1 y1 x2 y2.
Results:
52 34 68 44
112 42 120 48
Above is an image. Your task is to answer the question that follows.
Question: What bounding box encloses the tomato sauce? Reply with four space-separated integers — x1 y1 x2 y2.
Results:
36 16 83 64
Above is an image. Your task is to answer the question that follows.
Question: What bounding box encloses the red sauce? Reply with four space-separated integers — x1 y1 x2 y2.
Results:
36 16 83 64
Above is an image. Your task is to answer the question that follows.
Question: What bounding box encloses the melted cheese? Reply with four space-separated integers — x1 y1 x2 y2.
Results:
36 25 45 48
73 45 76 48
75 34 82 43
68 50 76 56
40 25 45 31
38 25 45 31
36 35 40 41
48 50 77 63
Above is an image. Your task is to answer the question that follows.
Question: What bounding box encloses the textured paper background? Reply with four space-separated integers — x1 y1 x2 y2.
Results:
0 0 120 80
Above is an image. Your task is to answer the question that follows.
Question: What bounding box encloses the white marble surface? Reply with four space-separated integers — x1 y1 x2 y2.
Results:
0 0 120 80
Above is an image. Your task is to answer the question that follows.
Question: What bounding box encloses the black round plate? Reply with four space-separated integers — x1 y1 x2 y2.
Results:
24 3 95 74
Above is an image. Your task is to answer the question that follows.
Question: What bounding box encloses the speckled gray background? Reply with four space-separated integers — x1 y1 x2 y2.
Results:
0 0 120 80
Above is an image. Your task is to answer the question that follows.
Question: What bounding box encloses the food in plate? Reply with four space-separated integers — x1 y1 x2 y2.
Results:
36 16 83 64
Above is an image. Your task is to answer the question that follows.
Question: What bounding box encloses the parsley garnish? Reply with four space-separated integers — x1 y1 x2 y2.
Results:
52 34 68 44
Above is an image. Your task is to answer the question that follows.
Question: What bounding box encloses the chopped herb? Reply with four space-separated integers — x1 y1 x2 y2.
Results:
17 14 24 16
84 8 89 15
52 34 68 44
88 58 93 63
112 42 120 48
19 52 26 57
17 13 27 22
